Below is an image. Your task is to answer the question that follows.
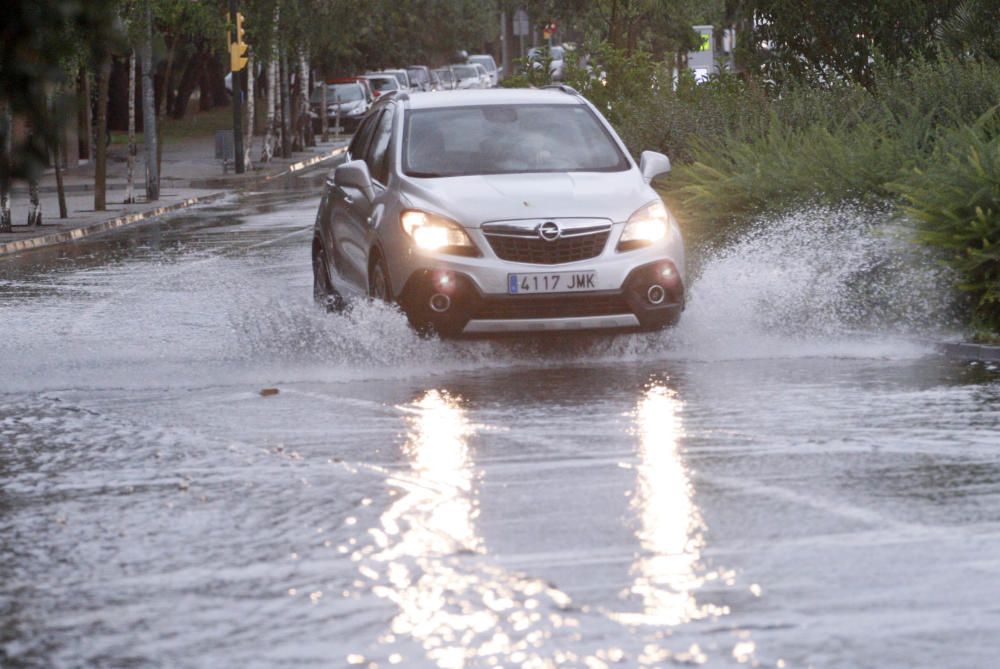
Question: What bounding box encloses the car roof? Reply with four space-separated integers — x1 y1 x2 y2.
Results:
404 88 583 110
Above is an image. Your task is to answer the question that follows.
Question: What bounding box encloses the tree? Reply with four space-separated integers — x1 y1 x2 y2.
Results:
738 0 964 87
0 0 118 183
140 0 159 200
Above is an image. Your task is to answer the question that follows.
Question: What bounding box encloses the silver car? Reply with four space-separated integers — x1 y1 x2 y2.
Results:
467 54 499 86
312 87 684 336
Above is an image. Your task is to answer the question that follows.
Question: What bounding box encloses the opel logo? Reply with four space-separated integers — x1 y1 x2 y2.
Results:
538 221 561 242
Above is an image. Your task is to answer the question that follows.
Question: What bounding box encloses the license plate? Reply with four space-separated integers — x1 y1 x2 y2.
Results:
508 271 596 294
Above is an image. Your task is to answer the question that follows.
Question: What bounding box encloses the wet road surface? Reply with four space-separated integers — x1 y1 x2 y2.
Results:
2 175 1000 668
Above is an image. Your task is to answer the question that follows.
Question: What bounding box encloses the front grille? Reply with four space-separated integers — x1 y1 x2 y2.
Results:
485 231 610 265
473 293 630 320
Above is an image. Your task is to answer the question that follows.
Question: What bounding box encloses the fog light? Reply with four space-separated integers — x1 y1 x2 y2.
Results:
647 285 666 305
429 293 451 312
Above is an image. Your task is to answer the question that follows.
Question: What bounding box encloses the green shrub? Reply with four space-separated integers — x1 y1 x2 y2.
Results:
893 112 1000 330
656 57 1000 231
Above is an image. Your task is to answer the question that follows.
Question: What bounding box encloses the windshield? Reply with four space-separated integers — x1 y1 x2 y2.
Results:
310 83 363 104
403 104 630 177
469 56 496 72
452 65 477 79
434 69 454 82
367 76 398 92
407 68 429 84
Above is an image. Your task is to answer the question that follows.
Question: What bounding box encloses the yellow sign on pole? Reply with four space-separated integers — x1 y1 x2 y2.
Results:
227 12 248 72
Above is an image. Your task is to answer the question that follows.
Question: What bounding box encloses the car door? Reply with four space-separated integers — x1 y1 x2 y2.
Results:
328 111 380 290
337 103 397 294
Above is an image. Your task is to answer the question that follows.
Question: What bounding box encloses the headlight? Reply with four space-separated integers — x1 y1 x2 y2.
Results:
619 200 673 251
401 210 477 255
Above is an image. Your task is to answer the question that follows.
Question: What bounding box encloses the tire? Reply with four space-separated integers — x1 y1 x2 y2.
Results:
312 241 343 312
368 253 393 303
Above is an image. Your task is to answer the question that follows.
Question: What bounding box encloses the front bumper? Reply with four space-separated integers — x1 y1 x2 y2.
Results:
398 261 684 336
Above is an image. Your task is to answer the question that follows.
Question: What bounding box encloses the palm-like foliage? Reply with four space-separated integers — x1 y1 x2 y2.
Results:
936 0 1000 61
894 112 1000 329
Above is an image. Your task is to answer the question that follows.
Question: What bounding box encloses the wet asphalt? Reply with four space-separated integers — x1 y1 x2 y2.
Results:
2 173 1000 668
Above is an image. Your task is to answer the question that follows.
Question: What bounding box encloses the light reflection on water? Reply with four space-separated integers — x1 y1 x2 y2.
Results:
356 386 752 667
613 384 730 627
362 390 594 668
371 390 489 668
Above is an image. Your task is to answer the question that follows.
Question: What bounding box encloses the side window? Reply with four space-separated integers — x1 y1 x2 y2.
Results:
366 103 396 185
348 110 380 161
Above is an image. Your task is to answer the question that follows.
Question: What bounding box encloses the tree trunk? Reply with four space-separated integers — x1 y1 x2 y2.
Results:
262 58 276 162
27 175 41 226
141 0 159 201
0 102 11 233
44 92 67 219
156 35 176 177
502 9 514 84
52 137 66 218
198 65 213 112
320 75 328 142
298 53 312 148
280 49 292 158
80 66 94 162
95 53 111 212
243 48 254 171
206 56 229 107
171 49 204 119
125 49 136 204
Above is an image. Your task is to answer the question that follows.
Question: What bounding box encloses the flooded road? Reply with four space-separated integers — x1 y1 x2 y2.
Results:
2 175 1000 668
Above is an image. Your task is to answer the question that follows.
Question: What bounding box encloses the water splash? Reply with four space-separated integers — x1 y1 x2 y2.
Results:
671 204 958 360
1 203 956 393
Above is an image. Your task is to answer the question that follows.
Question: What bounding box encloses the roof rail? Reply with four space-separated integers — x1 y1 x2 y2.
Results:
540 84 579 96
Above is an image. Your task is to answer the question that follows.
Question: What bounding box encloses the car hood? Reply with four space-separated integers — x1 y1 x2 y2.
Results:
401 170 651 227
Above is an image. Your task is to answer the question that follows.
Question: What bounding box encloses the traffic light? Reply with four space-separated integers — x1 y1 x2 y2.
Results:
228 12 248 72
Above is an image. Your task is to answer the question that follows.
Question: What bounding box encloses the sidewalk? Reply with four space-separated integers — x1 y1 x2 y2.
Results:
0 132 349 256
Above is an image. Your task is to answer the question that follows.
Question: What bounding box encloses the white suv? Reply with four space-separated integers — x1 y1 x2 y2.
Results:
312 87 684 336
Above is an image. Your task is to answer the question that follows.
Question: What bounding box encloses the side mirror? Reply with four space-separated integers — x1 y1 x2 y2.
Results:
334 159 375 202
639 150 671 183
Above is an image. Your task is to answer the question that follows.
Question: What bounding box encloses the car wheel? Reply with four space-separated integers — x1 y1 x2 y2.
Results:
368 254 392 303
312 240 344 312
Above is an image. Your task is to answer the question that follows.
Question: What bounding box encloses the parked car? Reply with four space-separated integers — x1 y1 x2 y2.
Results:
467 54 499 86
360 73 401 98
312 87 684 337
406 65 433 92
327 76 374 104
451 64 483 89
381 69 413 91
309 81 370 133
431 67 456 90
471 63 491 88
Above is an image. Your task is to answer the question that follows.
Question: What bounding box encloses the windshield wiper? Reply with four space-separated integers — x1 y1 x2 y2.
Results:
406 171 449 178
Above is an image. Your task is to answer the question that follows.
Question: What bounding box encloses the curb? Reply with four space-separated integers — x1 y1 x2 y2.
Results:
0 145 347 257
937 342 1000 362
